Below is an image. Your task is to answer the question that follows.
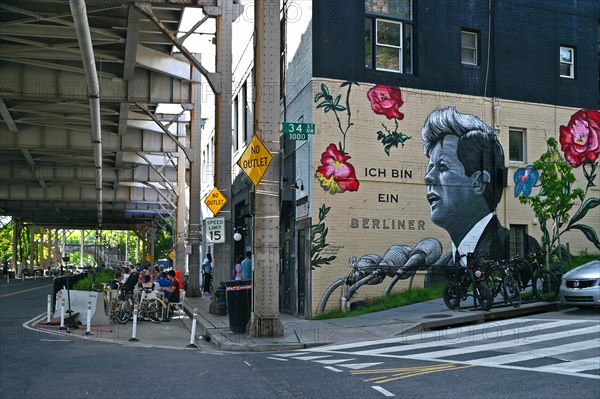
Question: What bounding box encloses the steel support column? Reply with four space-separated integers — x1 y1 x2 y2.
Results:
248 0 283 338
188 55 204 297
212 1 234 292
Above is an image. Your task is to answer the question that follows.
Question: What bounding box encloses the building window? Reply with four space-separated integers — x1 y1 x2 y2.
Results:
510 225 528 257
509 128 526 162
461 30 478 65
365 1 413 74
232 95 239 151
242 81 248 144
560 46 574 78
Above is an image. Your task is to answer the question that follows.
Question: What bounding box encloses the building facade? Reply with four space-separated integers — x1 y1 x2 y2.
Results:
206 0 599 318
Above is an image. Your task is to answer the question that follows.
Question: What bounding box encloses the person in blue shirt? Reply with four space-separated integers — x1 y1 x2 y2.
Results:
202 253 212 294
240 251 252 280
155 272 171 301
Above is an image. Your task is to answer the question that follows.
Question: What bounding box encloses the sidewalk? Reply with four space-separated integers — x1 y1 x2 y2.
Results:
182 293 560 352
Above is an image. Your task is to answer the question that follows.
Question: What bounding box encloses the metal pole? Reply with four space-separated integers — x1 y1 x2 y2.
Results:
47 294 52 323
59 296 66 330
129 304 139 342
187 308 198 348
84 296 93 336
248 0 283 338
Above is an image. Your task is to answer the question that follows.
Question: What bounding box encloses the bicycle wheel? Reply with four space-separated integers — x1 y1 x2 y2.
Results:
145 298 165 323
533 270 560 302
503 274 521 308
114 300 132 324
475 282 493 311
513 260 533 291
484 265 503 298
443 281 461 309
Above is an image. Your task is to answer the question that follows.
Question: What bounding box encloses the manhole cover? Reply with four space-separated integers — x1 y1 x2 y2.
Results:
422 314 452 319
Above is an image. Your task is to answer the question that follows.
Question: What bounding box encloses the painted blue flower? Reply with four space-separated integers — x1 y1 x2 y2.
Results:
514 165 539 197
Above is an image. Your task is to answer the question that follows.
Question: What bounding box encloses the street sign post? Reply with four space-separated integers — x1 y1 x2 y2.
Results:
237 135 273 186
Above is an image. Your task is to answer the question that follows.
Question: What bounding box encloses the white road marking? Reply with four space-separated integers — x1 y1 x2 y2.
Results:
372 385 395 397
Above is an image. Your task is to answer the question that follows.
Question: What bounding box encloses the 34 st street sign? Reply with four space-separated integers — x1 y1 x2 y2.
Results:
237 134 273 186
282 122 315 140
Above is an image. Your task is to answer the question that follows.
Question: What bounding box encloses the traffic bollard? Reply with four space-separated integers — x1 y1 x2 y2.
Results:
129 304 139 342
187 308 198 348
47 295 52 323
84 296 93 336
59 297 66 330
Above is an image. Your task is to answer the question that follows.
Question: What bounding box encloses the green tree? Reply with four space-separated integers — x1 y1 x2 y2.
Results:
519 138 586 262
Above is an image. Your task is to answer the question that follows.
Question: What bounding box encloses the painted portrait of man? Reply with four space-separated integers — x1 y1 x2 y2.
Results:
422 107 540 267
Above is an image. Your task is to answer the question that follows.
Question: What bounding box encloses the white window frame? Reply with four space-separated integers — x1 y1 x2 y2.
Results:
559 46 574 78
461 30 478 65
374 19 403 73
509 128 526 163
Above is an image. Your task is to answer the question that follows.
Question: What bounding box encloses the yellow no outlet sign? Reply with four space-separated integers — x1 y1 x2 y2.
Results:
204 187 227 216
237 135 272 186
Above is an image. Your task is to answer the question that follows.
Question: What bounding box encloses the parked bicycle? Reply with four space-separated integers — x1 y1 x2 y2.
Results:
104 286 165 324
484 257 521 308
443 252 493 311
513 252 560 302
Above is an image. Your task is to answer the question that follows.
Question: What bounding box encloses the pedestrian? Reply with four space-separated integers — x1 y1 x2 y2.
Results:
241 251 252 280
233 255 243 281
202 253 212 295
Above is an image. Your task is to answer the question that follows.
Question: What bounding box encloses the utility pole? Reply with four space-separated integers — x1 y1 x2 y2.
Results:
248 0 283 338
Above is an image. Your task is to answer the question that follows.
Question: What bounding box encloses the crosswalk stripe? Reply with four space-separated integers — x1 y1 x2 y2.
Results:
349 320 587 356
293 355 332 361
535 358 600 373
313 358 357 364
404 325 599 360
338 362 383 370
309 318 574 353
469 338 600 366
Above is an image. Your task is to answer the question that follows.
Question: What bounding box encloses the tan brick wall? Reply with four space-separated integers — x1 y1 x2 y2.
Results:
308 78 599 315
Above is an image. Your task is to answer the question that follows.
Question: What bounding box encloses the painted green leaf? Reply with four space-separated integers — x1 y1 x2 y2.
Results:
569 197 600 226
569 224 600 250
321 83 329 96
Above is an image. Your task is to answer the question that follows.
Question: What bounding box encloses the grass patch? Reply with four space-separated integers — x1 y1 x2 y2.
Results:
314 284 444 320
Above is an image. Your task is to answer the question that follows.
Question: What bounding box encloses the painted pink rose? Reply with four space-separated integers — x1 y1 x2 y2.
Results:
367 85 404 120
315 144 359 194
559 109 600 168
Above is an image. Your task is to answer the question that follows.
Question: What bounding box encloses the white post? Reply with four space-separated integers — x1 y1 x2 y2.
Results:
84 296 93 336
129 304 139 342
187 308 198 348
59 296 66 330
47 294 52 323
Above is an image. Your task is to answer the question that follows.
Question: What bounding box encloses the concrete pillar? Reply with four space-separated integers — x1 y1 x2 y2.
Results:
248 0 283 338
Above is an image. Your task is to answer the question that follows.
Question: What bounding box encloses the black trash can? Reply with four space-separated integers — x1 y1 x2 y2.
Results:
224 279 252 333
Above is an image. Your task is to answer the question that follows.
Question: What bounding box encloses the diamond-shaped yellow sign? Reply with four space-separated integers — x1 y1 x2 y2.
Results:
237 135 273 186
204 187 227 216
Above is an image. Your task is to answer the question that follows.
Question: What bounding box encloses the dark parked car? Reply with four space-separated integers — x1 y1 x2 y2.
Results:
560 259 600 308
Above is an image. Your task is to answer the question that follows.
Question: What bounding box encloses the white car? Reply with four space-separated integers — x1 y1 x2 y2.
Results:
560 259 600 308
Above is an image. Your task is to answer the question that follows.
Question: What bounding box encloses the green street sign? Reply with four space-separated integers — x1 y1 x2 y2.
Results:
282 122 315 141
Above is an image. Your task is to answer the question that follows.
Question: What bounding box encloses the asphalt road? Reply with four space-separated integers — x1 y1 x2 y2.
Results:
1 278 598 399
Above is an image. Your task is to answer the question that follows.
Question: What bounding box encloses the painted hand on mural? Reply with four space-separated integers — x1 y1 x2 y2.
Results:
367 85 411 156
314 82 360 194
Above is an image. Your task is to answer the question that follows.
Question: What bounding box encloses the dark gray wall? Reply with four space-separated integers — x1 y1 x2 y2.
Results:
313 0 599 109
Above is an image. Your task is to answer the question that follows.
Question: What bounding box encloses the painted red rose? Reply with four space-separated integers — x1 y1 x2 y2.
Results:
315 144 360 194
367 85 404 120
559 109 600 168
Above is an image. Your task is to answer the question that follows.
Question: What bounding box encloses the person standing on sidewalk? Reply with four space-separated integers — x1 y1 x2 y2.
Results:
240 251 252 280
202 253 212 295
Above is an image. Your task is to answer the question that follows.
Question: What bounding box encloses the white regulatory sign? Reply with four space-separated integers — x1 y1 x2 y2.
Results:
205 217 225 243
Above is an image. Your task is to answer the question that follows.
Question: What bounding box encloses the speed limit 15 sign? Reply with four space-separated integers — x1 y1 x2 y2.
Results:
205 217 225 243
